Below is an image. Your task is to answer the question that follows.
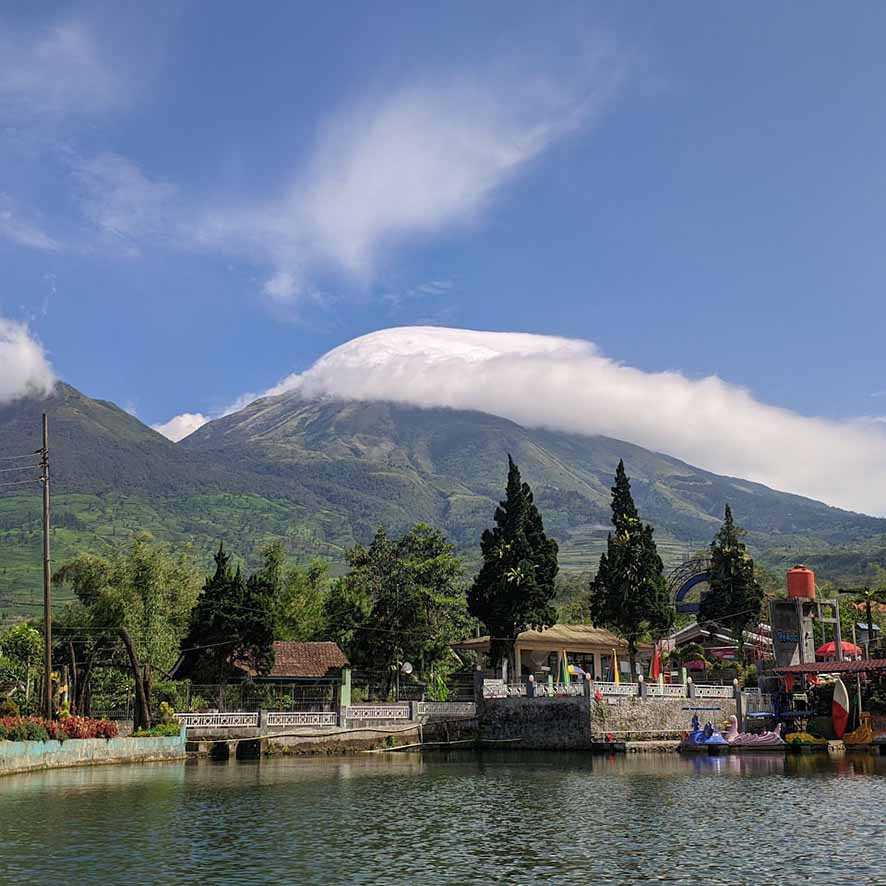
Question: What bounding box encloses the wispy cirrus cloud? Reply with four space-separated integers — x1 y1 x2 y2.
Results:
0 195 59 252
1 21 626 315
0 20 123 122
65 40 626 305
192 46 625 302
75 152 179 249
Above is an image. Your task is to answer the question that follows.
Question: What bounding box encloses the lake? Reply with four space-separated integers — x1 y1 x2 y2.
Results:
1 751 884 884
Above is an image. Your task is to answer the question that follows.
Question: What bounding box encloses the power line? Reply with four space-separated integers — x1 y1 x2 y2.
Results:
0 464 40 474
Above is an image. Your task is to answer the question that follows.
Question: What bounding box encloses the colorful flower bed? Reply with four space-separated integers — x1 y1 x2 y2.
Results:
0 716 119 742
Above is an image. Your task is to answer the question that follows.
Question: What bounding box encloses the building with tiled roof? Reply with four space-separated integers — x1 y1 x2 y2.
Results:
234 641 350 682
171 640 349 685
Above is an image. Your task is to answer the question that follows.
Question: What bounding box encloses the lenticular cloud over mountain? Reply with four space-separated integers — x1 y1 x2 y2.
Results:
264 326 886 515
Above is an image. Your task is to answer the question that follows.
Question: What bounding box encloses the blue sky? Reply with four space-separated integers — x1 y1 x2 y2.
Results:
3 3 886 509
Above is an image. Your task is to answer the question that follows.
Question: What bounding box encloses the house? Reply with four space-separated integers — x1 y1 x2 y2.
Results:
171 640 351 709
453 624 652 680
667 621 772 666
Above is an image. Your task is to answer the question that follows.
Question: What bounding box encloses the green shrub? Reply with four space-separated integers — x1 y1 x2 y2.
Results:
132 722 181 737
0 698 20 717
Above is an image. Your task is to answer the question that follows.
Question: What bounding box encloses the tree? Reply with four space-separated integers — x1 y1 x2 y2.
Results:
0 623 42 706
329 524 467 696
699 504 763 663
54 536 202 727
468 455 559 673
179 543 277 685
589 460 673 677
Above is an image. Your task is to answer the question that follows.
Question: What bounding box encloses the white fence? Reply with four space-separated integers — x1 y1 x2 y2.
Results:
175 712 259 729
694 684 734 699
415 701 477 720
645 684 687 698
266 711 337 728
482 679 736 701
346 703 411 721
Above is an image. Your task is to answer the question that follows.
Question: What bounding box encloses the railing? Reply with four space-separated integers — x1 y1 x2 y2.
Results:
694 684 734 699
175 712 259 729
415 702 477 720
592 681 639 697
346 704 411 721
645 684 686 698
266 711 337 728
534 682 586 697
482 679 508 699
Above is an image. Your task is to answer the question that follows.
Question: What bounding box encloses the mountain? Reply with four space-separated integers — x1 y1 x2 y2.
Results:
182 392 886 565
2 383 885 610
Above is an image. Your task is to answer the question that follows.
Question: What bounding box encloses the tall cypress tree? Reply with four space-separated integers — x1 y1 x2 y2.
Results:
468 455 559 673
181 543 276 683
699 505 763 663
589 460 673 677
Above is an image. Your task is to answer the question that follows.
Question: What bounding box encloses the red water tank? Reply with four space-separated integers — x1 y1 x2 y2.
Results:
786 565 816 600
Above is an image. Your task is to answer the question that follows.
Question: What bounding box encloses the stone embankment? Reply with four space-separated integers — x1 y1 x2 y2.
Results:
477 694 737 750
0 731 188 777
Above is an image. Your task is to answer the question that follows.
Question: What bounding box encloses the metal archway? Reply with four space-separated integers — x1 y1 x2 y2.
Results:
667 556 711 615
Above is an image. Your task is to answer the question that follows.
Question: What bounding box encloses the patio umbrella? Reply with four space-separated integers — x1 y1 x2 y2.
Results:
816 640 862 658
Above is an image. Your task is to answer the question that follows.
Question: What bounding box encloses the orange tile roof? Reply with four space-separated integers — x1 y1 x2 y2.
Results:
237 641 349 679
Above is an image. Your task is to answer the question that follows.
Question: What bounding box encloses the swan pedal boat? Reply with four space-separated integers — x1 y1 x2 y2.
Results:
724 715 785 751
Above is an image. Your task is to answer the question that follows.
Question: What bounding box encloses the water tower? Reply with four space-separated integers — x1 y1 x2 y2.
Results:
768 565 817 667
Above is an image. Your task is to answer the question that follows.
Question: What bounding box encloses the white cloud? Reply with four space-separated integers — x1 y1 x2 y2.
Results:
262 271 299 302
0 20 122 120
151 412 208 442
75 153 178 244
0 316 56 404
0 197 58 251
255 326 886 516
191 43 625 302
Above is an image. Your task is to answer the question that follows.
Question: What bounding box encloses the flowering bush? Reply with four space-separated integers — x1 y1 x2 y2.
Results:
0 715 118 742
0 717 49 741
56 716 119 739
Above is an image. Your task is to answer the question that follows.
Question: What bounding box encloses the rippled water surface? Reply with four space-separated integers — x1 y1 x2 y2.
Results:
1 751 884 884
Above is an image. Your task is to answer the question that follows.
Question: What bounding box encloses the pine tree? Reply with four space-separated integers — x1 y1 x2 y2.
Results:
699 505 763 662
181 543 276 683
589 460 673 677
468 455 559 673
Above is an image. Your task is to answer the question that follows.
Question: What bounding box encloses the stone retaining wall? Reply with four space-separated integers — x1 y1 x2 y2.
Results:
592 697 736 739
480 697 592 749
479 695 737 748
0 732 188 777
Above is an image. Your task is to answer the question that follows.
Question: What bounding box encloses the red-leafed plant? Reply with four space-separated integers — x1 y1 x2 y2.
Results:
0 715 119 742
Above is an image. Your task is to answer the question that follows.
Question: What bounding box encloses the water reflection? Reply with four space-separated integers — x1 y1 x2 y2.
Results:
0 751 883 885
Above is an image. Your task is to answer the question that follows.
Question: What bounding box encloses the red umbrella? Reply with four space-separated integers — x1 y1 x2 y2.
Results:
816 640 862 658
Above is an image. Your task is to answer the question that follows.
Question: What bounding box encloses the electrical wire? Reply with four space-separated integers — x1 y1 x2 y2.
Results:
0 464 40 474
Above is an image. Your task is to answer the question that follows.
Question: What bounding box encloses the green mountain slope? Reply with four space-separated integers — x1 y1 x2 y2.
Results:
182 392 886 566
2 384 885 612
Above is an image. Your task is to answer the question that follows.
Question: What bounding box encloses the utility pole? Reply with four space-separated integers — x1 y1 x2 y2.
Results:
41 413 52 720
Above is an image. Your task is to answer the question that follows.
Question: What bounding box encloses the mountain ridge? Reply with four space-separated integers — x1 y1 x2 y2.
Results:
1 382 884 607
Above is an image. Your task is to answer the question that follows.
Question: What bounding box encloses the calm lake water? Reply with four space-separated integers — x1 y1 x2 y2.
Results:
1 751 884 884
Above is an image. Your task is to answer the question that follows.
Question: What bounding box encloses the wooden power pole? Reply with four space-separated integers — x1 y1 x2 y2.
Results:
41 413 52 720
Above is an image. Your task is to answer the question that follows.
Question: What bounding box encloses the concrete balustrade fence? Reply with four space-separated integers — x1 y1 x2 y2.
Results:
174 702 478 736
